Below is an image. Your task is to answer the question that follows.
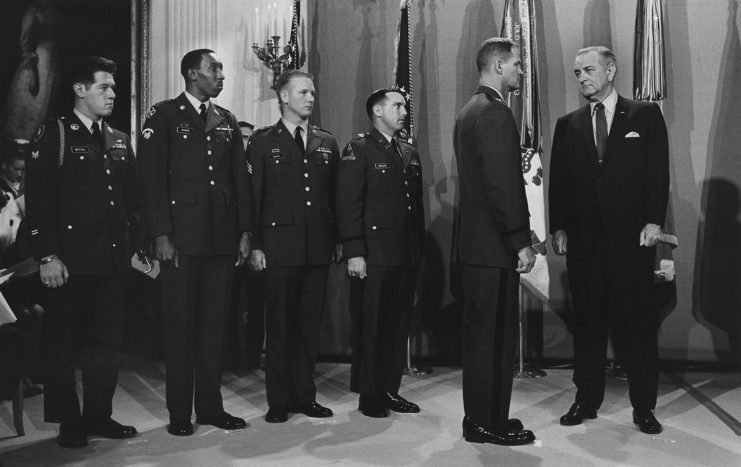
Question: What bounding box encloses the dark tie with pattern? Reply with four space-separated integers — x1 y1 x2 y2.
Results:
91 121 104 148
594 102 607 163
294 127 304 154
199 103 207 122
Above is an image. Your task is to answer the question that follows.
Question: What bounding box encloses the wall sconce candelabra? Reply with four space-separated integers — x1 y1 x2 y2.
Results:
252 36 294 89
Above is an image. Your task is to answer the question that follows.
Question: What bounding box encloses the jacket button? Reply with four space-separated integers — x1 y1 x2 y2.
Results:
303 159 308 164
210 180 215 186
106 169 111 175
207 136 211 141
183 135 188 139
112 243 117 248
208 165 213 171
108 185 113 191
110 201 115 206
171 200 176 205
207 150 212 155
304 173 309 178
67 225 73 230
271 222 276 226
305 186 310 192
408 206 412 211
306 201 312 206
372 226 377 230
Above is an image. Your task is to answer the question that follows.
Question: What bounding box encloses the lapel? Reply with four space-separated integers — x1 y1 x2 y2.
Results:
205 102 226 134
101 121 116 152
274 120 303 178
602 95 628 165
368 128 399 163
306 125 322 155
578 104 600 167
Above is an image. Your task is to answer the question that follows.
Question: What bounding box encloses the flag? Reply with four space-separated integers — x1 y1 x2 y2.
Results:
633 0 677 284
394 0 414 142
287 0 306 70
501 0 549 301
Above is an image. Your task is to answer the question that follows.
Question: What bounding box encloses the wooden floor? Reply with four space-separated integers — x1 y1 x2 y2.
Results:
1 363 740 466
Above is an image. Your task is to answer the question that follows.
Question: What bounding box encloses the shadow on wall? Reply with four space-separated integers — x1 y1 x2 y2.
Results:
695 0 741 368
309 0 322 126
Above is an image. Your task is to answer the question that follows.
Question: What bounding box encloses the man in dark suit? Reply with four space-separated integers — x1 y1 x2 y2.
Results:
245 70 339 423
335 88 425 418
451 38 536 446
138 49 251 436
549 46 669 434
25 56 138 448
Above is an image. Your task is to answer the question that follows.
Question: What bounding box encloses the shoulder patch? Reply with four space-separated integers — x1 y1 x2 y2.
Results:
341 142 356 161
142 128 154 140
32 124 45 141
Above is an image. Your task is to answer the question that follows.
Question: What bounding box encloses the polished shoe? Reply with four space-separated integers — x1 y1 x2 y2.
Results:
462 419 535 446
57 420 88 448
167 418 194 436
633 409 663 434
559 403 598 426
383 393 420 413
85 417 137 439
293 402 333 418
196 412 247 430
265 406 289 423
358 395 389 418
464 416 523 432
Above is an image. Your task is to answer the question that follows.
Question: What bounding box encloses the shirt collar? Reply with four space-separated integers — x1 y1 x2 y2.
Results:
377 128 395 144
185 91 209 112
280 118 309 137
481 85 504 101
590 87 618 115
73 108 102 133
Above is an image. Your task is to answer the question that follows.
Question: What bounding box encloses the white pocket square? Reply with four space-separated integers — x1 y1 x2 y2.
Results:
625 131 640 138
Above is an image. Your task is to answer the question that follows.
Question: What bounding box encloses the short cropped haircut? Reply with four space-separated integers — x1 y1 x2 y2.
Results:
476 37 517 73
70 56 117 87
577 46 617 67
180 49 215 80
365 87 407 119
274 69 314 98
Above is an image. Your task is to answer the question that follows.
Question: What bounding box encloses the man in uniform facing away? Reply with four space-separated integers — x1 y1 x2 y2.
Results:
451 38 536 445
25 56 138 448
245 70 339 423
335 88 425 418
549 46 669 434
137 49 250 436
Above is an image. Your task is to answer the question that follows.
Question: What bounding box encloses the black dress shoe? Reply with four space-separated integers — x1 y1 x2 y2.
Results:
560 403 598 426
633 409 663 434
293 402 333 418
85 418 137 439
57 420 88 448
383 393 420 413
463 416 523 432
168 418 194 436
358 395 389 418
462 419 535 446
265 406 289 423
196 412 247 430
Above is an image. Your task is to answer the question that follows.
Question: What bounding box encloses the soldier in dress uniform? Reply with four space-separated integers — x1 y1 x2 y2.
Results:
25 56 138 448
245 69 339 423
137 49 251 436
335 87 425 418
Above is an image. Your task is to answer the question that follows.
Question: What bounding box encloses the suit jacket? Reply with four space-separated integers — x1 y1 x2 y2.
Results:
245 120 339 267
451 86 530 269
548 95 669 261
25 112 137 275
336 128 425 267
137 93 248 256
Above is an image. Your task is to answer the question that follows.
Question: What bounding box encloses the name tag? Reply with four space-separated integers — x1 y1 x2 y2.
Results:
71 146 89 153
176 124 193 134
374 162 391 170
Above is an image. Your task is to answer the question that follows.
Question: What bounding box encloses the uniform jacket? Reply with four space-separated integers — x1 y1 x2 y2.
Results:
548 95 669 261
245 120 339 266
451 86 530 269
336 128 425 267
137 93 248 256
25 112 137 276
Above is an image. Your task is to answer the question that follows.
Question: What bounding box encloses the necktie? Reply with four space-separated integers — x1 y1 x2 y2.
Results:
594 102 607 163
199 103 207 122
91 121 104 148
391 138 403 158
294 127 304 154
